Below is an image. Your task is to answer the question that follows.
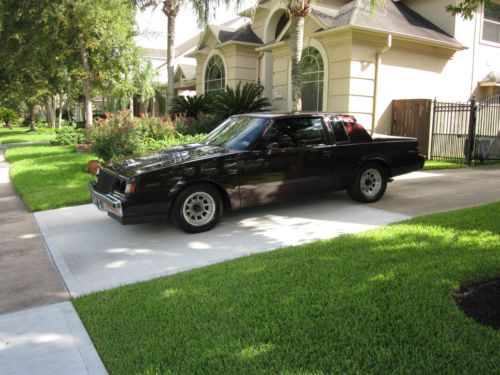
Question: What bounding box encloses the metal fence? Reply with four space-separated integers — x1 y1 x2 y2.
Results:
430 93 500 163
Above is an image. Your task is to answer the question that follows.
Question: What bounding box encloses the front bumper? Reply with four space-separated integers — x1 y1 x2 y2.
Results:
89 182 124 217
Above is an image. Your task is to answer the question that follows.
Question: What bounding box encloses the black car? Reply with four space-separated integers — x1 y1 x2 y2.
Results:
90 113 425 233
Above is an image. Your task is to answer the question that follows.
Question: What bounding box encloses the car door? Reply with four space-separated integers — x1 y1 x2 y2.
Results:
239 117 334 207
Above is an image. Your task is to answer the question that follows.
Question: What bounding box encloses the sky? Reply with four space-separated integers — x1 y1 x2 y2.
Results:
135 1 255 50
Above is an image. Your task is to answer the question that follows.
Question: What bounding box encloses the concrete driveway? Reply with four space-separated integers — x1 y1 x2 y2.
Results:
35 196 407 296
34 167 500 297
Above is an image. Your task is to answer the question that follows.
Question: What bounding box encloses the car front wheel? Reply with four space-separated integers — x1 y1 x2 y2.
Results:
348 163 388 203
172 184 223 233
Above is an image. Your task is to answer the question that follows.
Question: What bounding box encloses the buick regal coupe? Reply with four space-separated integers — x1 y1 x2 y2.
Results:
90 113 425 233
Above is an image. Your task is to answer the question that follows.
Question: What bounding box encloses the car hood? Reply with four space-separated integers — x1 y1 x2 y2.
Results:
109 143 241 178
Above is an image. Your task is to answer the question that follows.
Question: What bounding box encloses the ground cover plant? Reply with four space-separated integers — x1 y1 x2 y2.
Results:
424 159 500 170
74 202 500 374
0 127 55 144
5 145 97 211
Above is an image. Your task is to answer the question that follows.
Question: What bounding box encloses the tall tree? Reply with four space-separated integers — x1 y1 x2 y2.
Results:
287 0 311 112
65 0 139 128
138 0 244 117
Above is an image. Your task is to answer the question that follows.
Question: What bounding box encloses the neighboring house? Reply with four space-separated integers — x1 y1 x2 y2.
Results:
177 0 499 133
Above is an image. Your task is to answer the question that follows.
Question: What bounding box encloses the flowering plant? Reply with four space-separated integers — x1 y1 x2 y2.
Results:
89 111 139 161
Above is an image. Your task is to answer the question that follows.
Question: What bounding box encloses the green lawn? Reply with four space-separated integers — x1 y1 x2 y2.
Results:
423 160 467 170
0 126 55 144
5 145 97 211
424 159 500 170
74 202 500 374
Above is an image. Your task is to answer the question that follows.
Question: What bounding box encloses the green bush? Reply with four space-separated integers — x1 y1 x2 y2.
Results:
171 95 209 119
54 123 87 145
209 82 271 119
140 133 206 153
0 107 18 128
174 114 221 136
89 111 139 161
136 114 175 140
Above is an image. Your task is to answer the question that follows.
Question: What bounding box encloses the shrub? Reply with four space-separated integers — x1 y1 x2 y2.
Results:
171 95 209 119
174 114 221 136
0 107 18 128
136 114 175 140
54 123 87 145
89 111 139 161
140 133 206 153
209 82 271 119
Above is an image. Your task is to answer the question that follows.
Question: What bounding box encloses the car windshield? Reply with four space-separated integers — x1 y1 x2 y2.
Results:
202 116 269 150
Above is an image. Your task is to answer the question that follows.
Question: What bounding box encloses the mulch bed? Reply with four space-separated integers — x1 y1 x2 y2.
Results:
454 277 500 330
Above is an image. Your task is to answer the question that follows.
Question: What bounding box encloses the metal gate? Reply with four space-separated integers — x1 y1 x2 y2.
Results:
430 93 500 163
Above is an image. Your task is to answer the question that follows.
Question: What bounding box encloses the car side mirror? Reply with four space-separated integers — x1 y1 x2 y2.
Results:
265 142 279 150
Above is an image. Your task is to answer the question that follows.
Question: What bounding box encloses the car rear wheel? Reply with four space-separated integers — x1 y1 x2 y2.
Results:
348 163 388 203
172 184 223 233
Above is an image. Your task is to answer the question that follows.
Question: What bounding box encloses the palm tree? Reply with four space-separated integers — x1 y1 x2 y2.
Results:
287 0 312 112
138 0 243 117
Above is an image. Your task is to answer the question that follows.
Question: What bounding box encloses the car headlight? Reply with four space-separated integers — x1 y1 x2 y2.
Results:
125 181 137 194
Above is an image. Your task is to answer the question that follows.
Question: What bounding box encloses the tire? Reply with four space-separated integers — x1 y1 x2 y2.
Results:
348 163 388 203
171 183 223 233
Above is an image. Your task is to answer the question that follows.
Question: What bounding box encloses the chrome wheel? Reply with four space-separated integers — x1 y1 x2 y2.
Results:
182 191 216 227
360 168 382 198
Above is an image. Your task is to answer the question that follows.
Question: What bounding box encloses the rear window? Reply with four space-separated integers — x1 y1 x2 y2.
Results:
330 117 349 142
330 116 372 143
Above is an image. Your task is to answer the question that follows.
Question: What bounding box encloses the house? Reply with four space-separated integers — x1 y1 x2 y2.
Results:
175 0 499 133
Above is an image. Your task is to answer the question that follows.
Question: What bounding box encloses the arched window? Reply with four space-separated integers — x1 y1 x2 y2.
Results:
301 47 324 111
205 55 225 93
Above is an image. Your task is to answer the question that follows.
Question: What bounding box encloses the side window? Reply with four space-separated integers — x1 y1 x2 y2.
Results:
330 117 349 142
261 118 326 148
291 118 326 146
261 122 294 148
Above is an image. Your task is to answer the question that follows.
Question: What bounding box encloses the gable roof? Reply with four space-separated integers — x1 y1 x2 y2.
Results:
218 24 263 44
312 0 462 47
176 64 197 81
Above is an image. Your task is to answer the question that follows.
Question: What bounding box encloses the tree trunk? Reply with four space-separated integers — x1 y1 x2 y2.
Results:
45 94 55 128
29 102 37 132
290 12 304 112
67 99 72 121
138 95 145 116
77 31 93 128
163 1 180 118
129 97 134 117
52 95 57 127
58 92 64 128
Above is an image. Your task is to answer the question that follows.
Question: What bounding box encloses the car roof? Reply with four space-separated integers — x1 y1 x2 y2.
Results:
235 112 337 118
233 112 357 121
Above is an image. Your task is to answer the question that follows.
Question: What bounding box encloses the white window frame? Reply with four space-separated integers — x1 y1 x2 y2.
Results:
480 1 500 47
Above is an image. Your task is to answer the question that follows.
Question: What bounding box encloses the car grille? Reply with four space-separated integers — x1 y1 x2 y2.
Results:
95 169 118 194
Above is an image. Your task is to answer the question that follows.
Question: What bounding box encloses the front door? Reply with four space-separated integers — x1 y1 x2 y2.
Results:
239 117 334 207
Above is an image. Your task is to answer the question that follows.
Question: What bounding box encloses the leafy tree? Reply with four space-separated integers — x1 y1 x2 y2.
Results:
133 59 159 116
446 0 487 19
210 82 270 119
65 0 139 128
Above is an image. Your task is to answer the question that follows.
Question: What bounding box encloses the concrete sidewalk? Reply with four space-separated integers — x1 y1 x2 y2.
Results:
0 302 106 375
0 145 105 375
0 147 69 315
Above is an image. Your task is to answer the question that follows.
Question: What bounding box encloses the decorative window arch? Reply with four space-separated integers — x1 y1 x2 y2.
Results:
300 47 324 111
204 55 226 93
